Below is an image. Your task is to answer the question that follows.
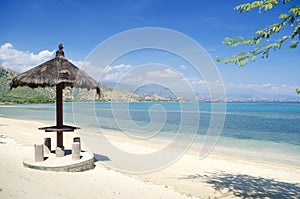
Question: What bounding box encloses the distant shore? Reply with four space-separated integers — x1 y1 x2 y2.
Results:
2 100 300 106
0 116 300 198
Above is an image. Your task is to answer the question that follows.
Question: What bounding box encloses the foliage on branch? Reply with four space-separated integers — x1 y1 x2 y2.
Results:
215 0 299 67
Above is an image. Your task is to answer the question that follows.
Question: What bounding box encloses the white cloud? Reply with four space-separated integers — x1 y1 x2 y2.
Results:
261 83 272 88
84 63 190 85
179 65 187 70
0 43 105 81
114 64 132 70
70 60 90 69
226 82 297 95
0 43 55 72
146 68 179 78
101 64 133 81
104 64 132 74
103 72 124 81
68 60 105 81
190 79 207 85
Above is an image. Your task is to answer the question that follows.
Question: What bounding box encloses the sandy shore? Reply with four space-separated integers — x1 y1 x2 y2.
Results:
0 116 300 198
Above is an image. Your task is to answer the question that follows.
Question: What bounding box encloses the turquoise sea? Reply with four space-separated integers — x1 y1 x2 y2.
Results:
1 102 300 167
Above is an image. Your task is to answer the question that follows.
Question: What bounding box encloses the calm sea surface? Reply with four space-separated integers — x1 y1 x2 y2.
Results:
1 102 300 166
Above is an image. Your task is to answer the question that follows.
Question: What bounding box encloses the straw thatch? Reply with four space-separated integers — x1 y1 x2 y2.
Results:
10 44 101 95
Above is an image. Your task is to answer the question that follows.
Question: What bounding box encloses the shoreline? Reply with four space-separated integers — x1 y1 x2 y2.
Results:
78 121 300 171
1 116 300 198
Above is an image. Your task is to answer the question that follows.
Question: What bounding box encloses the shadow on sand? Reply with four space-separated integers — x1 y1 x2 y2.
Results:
94 154 110 162
179 172 300 198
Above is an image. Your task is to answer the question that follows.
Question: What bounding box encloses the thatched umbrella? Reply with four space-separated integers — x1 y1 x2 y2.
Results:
10 43 101 155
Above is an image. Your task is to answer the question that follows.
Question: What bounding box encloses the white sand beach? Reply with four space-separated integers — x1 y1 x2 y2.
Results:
0 116 300 198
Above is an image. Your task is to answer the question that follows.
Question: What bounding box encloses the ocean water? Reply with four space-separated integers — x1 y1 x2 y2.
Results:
1 102 300 166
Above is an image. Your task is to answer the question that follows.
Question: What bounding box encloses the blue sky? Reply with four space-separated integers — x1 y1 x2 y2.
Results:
0 0 299 98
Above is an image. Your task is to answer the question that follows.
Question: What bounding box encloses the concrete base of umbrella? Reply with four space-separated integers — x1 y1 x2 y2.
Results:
25 137 94 172
24 148 94 172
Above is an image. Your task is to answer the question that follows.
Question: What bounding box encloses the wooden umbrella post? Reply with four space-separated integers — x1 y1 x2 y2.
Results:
56 83 64 156
56 83 63 129
38 81 79 157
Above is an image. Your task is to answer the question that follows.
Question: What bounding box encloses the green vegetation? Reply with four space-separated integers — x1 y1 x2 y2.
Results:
0 77 55 104
0 67 55 104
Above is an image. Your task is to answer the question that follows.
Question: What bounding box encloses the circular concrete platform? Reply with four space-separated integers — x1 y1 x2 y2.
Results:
23 151 95 172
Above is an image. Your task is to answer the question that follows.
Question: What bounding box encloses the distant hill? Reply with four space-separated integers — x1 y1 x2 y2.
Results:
104 81 185 101
134 84 176 98
0 66 146 104
0 66 16 79
0 66 56 104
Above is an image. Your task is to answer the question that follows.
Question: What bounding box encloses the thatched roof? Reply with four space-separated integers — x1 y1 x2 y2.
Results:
10 44 101 94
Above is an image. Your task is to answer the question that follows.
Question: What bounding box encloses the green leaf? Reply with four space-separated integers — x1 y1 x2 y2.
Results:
283 0 293 4
234 35 244 40
289 6 300 16
255 45 263 50
218 1 298 67
289 16 295 26
296 88 300 94
215 57 222 62
279 13 289 19
251 1 262 8
290 41 298 48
